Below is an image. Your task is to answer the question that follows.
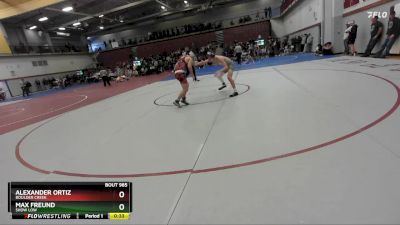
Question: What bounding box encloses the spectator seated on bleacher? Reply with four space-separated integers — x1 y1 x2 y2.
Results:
322 42 334 55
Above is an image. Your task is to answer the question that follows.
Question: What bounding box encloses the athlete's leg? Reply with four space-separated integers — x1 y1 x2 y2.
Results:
215 70 227 90
174 77 188 107
227 69 238 97
180 82 190 105
180 82 189 98
227 69 236 90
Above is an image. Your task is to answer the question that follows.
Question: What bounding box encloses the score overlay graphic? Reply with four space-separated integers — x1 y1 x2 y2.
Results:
8 182 132 220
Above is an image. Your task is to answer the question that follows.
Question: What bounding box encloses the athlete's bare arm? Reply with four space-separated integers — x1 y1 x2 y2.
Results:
185 57 195 79
195 60 208 67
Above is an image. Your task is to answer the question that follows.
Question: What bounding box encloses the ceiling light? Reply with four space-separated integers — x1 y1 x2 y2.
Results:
184 0 188 4
99 26 104 30
29 26 37 30
119 20 124 23
99 14 104 18
56 32 70 36
161 5 166 10
62 6 73 12
58 27 66 30
38 16 48 22
73 22 81 26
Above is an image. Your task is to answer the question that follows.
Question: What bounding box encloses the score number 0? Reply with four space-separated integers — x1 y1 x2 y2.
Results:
118 191 126 211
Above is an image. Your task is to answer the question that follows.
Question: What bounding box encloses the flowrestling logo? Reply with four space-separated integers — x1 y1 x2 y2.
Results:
367 11 388 18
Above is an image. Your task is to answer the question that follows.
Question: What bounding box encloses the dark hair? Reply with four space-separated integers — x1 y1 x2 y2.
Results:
374 16 379 19
390 6 395 15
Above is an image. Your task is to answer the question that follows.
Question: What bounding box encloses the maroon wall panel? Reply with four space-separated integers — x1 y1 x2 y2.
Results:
97 47 132 68
136 32 216 58
344 0 360 9
223 21 271 45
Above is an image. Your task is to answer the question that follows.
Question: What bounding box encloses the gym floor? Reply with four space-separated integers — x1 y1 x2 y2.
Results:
1 54 400 224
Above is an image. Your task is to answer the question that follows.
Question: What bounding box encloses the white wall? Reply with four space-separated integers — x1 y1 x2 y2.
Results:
270 0 322 51
6 72 75 97
0 53 96 97
0 54 96 80
271 0 322 37
323 0 344 53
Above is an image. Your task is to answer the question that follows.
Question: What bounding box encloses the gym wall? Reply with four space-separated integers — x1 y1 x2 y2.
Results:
0 53 96 96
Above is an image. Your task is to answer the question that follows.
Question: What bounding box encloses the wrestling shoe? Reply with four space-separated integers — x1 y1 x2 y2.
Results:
229 92 239 97
173 100 182 108
181 99 190 106
218 83 227 90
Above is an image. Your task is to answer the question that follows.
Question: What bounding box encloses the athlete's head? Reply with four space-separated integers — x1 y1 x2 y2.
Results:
207 51 215 58
206 52 215 65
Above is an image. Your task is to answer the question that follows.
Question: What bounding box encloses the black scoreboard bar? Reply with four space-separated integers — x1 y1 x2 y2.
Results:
8 182 132 220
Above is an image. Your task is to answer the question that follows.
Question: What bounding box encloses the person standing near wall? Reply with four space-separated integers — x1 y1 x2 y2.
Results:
19 79 29 97
361 16 384 57
100 68 111 87
264 7 269 19
268 6 272 18
343 22 352 55
305 33 313 53
347 21 358 56
234 42 243 65
301 34 307 52
374 10 400 58
25 80 31 95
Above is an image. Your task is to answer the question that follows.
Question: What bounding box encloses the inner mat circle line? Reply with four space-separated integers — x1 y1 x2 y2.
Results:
154 83 251 107
14 69 400 178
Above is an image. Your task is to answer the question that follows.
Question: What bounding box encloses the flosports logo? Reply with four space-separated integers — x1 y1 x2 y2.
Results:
367 11 388 18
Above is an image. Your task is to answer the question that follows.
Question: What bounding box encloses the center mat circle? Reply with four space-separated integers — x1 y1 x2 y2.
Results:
154 83 250 106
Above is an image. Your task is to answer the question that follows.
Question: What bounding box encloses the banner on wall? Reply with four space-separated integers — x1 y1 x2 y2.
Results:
111 41 119 48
